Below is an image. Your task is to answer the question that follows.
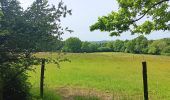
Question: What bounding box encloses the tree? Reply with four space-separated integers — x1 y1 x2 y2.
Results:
90 0 170 36
106 41 114 50
113 40 124 52
162 46 170 55
81 41 91 52
35 36 63 52
63 37 82 53
125 40 136 53
88 43 99 52
0 1 34 99
148 46 158 54
134 35 148 54
97 47 112 52
148 39 167 54
0 0 72 99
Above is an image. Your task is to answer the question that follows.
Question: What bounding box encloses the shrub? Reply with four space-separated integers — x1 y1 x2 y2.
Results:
2 72 31 100
0 59 32 100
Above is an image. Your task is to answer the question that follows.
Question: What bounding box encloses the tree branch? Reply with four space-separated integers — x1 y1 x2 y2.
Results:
132 0 170 22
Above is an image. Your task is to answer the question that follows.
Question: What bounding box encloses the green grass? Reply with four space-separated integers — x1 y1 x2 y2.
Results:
31 88 62 100
74 96 99 100
29 52 170 100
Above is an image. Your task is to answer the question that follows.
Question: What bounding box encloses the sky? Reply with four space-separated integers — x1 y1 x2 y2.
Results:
19 0 170 41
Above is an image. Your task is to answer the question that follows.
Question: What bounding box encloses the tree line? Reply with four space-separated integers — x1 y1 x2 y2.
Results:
61 36 170 55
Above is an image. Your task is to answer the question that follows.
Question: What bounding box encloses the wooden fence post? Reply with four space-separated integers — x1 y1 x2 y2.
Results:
142 61 149 100
40 59 45 98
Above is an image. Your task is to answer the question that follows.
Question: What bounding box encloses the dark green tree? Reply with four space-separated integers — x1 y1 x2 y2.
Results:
0 0 72 99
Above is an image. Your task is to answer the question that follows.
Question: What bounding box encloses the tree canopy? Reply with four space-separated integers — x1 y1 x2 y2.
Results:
90 0 170 36
63 37 82 53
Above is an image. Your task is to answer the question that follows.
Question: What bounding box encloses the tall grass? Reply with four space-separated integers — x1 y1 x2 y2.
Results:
29 52 170 100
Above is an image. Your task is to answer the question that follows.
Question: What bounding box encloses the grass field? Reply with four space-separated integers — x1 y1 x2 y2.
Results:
29 52 170 100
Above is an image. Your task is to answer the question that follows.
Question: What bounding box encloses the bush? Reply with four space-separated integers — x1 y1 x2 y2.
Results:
1 63 31 100
0 53 36 100
3 73 31 100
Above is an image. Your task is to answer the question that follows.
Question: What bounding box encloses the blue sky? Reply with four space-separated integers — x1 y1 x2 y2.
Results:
19 0 170 41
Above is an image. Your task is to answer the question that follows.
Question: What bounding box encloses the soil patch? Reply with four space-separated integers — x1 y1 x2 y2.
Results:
56 87 113 100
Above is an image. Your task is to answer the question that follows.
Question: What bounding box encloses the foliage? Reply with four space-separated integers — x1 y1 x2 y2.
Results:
0 52 40 100
62 36 170 56
106 41 114 50
134 35 148 54
81 41 91 53
22 0 72 52
88 43 99 52
0 0 71 99
163 46 170 53
113 40 125 52
90 0 170 36
148 39 168 54
63 37 82 53
35 36 63 52
97 47 112 52
115 36 148 54
125 40 136 53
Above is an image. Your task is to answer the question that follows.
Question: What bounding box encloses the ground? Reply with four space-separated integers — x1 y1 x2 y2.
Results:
29 52 170 100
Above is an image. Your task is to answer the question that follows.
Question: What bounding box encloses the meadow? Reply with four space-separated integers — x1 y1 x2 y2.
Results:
29 52 170 100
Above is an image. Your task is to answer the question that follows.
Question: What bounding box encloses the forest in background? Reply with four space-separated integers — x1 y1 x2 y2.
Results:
39 35 170 56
